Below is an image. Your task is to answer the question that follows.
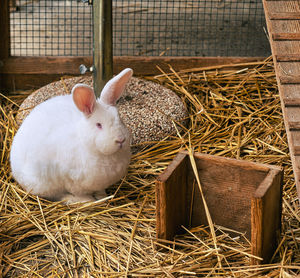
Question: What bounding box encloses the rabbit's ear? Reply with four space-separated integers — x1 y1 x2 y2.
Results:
72 84 96 116
100 68 133 106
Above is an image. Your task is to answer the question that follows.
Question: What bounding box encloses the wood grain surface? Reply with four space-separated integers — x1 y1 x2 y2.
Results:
156 152 283 264
263 0 300 199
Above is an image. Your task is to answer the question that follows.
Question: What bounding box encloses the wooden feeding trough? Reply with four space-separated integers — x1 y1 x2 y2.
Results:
156 151 283 264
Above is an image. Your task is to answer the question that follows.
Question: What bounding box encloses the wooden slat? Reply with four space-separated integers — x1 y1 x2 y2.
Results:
269 12 300 20
283 98 300 106
293 146 300 156
156 152 189 240
265 0 298 1
279 76 300 84
289 122 300 130
0 56 265 75
0 0 10 90
0 0 10 59
0 56 265 91
272 33 300 41
276 54 300 62
252 169 283 264
0 57 93 75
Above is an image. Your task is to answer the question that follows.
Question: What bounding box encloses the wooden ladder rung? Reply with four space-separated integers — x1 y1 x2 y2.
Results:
283 98 300 106
276 54 300 62
272 33 300 41
289 122 300 130
269 12 300 20
279 76 300 84
293 146 300 156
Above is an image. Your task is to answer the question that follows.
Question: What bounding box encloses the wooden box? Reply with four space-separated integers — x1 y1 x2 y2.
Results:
156 151 283 264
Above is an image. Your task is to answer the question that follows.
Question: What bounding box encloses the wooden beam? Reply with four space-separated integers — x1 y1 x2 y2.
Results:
0 0 10 90
0 56 265 75
276 54 300 62
269 12 300 20
0 56 265 91
283 98 300 107
0 0 10 59
293 146 300 156
251 169 282 264
289 122 300 131
279 76 300 84
0 57 93 75
272 33 300 41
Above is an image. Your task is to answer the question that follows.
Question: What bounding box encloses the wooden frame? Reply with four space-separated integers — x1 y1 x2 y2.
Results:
156 151 283 264
0 2 265 92
0 56 266 92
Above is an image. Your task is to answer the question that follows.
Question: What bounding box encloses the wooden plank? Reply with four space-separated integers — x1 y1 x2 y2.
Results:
265 0 297 1
0 56 265 75
279 76 300 84
0 56 265 91
0 0 10 59
251 198 263 265
0 0 10 90
269 13 300 20
251 169 283 264
187 154 268 239
263 0 300 198
289 122 300 130
0 73 67 91
269 12 300 20
0 57 92 75
155 152 189 240
272 33 300 41
276 54 300 62
293 146 300 156
192 151 273 172
283 98 300 106
280 84 300 100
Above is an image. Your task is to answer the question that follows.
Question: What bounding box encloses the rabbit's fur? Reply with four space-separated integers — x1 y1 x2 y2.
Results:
10 69 133 204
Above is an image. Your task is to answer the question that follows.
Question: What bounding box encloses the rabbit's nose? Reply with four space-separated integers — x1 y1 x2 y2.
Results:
116 138 126 148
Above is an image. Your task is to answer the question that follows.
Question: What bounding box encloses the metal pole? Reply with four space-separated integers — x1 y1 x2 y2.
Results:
93 0 113 97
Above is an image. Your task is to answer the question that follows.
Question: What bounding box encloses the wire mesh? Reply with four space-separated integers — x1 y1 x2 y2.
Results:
10 0 93 56
114 0 270 57
9 0 270 57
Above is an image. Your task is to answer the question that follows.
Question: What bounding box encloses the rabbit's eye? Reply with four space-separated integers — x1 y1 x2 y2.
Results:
96 123 102 129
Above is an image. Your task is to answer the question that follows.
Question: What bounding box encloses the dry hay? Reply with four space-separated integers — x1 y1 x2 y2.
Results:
0 57 299 277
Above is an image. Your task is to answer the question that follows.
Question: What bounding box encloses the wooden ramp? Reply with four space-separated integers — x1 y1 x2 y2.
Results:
263 0 300 199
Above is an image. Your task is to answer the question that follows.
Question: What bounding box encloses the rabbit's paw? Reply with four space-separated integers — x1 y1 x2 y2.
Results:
93 190 107 200
63 194 96 204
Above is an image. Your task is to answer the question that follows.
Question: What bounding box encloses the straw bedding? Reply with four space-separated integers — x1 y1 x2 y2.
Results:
0 58 299 277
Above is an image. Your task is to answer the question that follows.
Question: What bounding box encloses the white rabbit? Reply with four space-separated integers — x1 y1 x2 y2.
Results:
10 68 133 204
